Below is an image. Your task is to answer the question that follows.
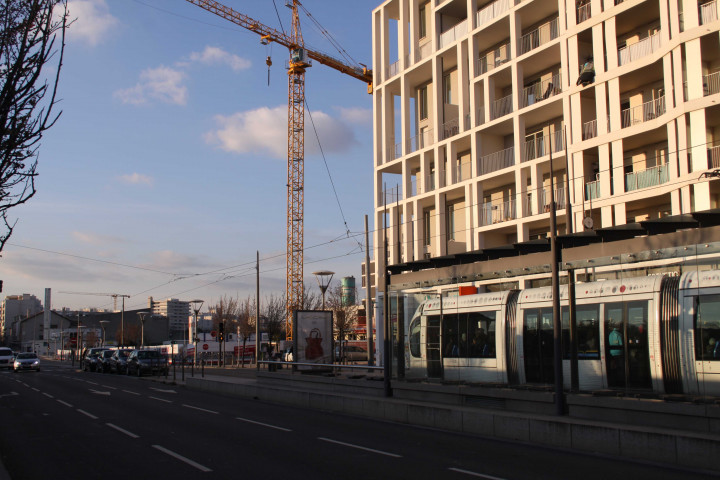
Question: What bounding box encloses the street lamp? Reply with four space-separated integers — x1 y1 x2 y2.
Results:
99 320 109 346
313 270 334 310
137 312 149 348
190 299 204 368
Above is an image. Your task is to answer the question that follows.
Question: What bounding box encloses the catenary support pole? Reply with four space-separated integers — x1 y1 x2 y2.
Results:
365 215 374 366
550 145 565 415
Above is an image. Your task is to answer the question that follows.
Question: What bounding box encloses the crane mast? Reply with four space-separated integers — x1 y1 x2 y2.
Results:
185 0 372 340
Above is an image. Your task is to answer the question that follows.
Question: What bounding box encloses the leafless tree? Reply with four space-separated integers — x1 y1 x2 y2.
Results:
210 295 239 336
326 282 358 358
262 293 286 348
301 285 322 310
237 295 256 367
0 0 69 251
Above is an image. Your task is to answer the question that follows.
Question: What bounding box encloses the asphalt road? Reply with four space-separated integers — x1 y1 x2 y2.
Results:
0 362 717 480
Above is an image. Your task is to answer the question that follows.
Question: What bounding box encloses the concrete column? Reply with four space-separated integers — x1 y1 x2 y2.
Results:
567 33 580 89
604 16 618 71
401 75 410 156
412 199 422 261
668 0 680 38
399 0 409 71
436 192 447 256
659 0 671 44
682 0 700 30
595 82 608 135
464 183 474 250
592 23 605 75
689 110 712 210
570 93 583 145
381 7 389 83
610 140 626 225
566 0 577 30
685 38 704 101
459 39 470 134
672 47 685 107
606 77 620 135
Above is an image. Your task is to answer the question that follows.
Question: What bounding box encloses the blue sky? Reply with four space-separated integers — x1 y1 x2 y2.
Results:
2 0 377 311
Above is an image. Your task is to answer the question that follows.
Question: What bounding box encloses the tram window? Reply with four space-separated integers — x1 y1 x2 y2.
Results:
409 319 421 357
443 312 464 357
468 311 496 358
694 294 720 361
562 305 600 360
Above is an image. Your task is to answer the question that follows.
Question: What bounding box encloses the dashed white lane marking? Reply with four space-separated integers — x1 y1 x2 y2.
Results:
122 390 140 395
57 400 73 407
235 417 291 432
86 381 99 385
42 392 54 399
152 445 212 472
101 385 117 390
447 468 507 480
77 409 98 420
182 404 218 414
148 396 172 403
318 437 402 458
31 387 40 392
106 423 139 439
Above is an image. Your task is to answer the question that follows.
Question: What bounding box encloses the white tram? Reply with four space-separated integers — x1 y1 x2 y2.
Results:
405 271 720 396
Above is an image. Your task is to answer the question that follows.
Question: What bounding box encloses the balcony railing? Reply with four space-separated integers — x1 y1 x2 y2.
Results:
618 31 661 66
383 187 403 203
388 60 400 78
540 187 566 212
416 42 433 62
424 174 436 193
479 146 514 175
582 119 597 140
585 179 601 200
577 2 591 23
704 71 720 96
476 106 486 127
621 96 665 128
480 199 517 226
700 0 719 25
388 141 402 161
439 20 468 49
475 43 511 76
454 162 473 183
624 163 669 192
523 131 565 162
439 117 460 141
708 145 720 169
518 18 559 56
520 73 561 108
491 93 513 119
477 0 511 29
407 129 434 153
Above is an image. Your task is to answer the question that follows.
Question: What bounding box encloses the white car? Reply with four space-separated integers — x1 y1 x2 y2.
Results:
0 347 13 370
14 352 40 372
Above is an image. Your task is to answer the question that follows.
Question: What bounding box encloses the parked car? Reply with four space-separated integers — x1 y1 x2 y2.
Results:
81 347 111 372
109 349 132 374
13 352 40 372
126 349 168 377
96 349 116 373
0 347 14 370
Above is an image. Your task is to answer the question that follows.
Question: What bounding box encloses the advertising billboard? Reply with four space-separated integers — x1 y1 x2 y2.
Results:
294 310 333 368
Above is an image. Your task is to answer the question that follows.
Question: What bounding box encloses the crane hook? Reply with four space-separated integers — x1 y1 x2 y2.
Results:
266 56 272 86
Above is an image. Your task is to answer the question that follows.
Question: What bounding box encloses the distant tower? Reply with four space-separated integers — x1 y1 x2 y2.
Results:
341 276 356 306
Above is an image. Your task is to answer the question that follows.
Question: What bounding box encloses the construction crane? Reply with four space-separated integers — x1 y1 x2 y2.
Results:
185 0 372 339
58 292 131 345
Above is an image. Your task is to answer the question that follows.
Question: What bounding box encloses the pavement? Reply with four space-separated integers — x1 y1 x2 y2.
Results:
3 357 720 477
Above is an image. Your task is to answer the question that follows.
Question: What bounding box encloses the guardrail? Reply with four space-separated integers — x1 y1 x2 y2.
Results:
476 0 511 29
491 93 513 119
479 146 514 175
518 18 559 56
618 31 661 66
621 96 665 128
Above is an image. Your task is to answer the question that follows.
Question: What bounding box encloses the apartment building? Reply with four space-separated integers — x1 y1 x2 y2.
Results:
148 297 190 335
371 0 720 289
1 294 43 344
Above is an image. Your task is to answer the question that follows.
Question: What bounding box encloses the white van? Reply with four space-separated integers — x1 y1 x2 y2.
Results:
0 347 14 370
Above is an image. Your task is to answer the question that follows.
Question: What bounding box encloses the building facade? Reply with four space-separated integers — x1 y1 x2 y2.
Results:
1 294 43 344
371 0 720 290
149 297 190 336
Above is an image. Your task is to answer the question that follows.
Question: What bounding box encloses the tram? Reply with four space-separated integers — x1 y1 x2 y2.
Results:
405 270 720 396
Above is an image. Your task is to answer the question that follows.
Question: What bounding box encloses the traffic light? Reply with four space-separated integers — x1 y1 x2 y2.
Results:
218 332 224 343
218 322 224 343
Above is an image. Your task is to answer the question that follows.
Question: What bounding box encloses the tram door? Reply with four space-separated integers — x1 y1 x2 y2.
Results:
426 315 442 378
523 308 555 384
604 301 652 389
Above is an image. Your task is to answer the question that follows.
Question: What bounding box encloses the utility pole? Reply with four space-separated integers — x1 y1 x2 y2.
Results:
365 215 374 366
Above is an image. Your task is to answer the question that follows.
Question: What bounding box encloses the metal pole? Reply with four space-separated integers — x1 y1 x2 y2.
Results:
365 214 374 366
121 297 125 348
550 143 566 416
383 185 392 397
563 127 579 392
193 309 198 367
256 250 260 371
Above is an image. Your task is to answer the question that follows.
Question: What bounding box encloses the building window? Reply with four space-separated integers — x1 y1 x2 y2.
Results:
419 2 428 39
446 204 455 241
423 210 431 246
419 86 428 120
443 73 453 104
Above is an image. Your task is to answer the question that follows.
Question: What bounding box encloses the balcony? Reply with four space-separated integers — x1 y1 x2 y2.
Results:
477 0 511 29
540 187 566 212
424 174 436 193
617 31 661 66
520 74 562 108
480 198 517 226
388 141 402 161
582 119 597 140
454 161 473 182
439 20 468 49
700 0 719 25
416 42 433 63
388 60 400 78
491 93 513 120
621 96 665 128
518 18 559 57
708 145 720 168
407 129 434 153
624 163 669 192
585 178 601 200
475 43 511 76
577 2 591 23
522 131 565 162
704 71 720 96
476 106 486 127
439 117 461 141
479 146 514 175
383 187 403 203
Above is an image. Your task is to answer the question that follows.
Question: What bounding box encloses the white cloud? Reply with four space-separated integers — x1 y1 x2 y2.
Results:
72 232 125 245
189 46 251 71
114 66 187 106
118 173 154 186
66 0 119 47
204 106 356 159
339 107 372 124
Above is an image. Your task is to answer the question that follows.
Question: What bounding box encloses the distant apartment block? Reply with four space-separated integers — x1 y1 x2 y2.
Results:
1 294 43 343
371 0 720 288
149 297 190 336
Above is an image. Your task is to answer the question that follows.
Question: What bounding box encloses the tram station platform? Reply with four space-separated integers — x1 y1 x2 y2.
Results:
174 363 720 472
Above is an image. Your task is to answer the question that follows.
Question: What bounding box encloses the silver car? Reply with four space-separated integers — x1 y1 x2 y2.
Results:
13 352 40 372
